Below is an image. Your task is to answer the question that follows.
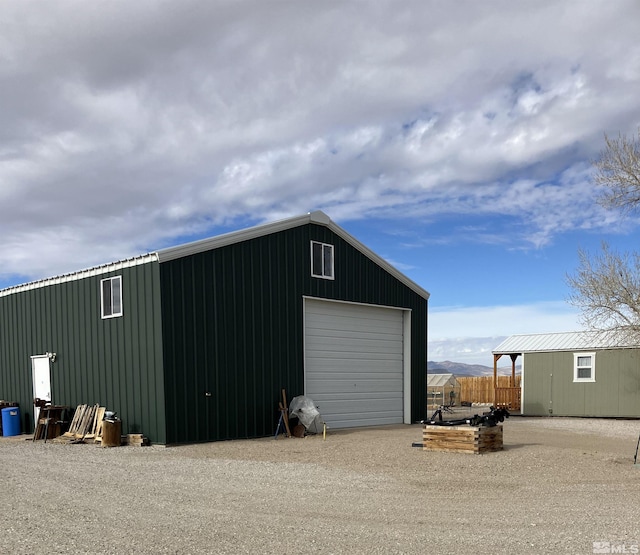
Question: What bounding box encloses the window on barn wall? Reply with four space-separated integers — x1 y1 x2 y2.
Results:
101 276 123 319
573 352 595 382
311 241 334 279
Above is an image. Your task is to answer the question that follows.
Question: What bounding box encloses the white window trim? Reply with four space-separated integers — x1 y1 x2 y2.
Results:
101 275 123 319
310 241 335 280
573 352 595 383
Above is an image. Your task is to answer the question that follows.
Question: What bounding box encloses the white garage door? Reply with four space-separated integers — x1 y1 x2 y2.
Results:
304 298 406 429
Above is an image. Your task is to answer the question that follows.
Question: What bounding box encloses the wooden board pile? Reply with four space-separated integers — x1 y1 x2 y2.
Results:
42 404 150 446
51 404 104 444
422 425 503 454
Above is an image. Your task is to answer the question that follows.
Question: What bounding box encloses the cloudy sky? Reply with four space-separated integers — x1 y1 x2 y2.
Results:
2 1 640 365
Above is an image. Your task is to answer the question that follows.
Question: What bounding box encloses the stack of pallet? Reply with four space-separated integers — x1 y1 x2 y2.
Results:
51 404 104 444
46 404 150 446
422 424 503 454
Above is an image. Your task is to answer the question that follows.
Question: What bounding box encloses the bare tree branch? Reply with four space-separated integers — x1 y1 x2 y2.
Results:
568 130 640 340
594 128 640 213
567 242 640 341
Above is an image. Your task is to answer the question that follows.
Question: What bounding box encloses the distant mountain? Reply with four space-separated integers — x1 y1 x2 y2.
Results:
428 360 519 377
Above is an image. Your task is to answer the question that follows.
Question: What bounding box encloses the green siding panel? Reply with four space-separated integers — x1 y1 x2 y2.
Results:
0 262 166 443
160 223 428 444
523 349 640 417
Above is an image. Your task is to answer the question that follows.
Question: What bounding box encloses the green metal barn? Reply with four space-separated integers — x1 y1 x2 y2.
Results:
0 211 429 444
494 331 640 417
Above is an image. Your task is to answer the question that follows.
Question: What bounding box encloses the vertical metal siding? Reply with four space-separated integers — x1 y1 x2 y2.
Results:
0 262 166 442
160 232 303 444
523 349 640 417
160 223 427 443
522 353 552 416
617 350 640 415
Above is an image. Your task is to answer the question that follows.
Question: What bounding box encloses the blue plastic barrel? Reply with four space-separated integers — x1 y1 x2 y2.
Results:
1 407 21 436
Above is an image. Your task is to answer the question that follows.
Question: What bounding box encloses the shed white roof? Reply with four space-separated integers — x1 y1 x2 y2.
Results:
427 373 459 387
493 330 637 354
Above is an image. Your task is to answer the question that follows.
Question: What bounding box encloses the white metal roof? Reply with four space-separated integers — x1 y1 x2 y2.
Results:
157 211 331 262
1 211 430 300
427 373 459 387
0 253 159 298
493 330 637 354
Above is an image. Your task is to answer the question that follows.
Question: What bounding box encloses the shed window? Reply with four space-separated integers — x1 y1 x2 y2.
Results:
573 352 595 382
101 276 123 319
311 241 334 279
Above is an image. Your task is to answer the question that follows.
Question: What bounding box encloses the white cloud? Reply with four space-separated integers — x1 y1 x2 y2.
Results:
1 0 639 287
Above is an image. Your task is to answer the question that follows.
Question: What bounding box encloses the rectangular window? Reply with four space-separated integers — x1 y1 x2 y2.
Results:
311 241 335 279
101 276 123 319
573 352 595 382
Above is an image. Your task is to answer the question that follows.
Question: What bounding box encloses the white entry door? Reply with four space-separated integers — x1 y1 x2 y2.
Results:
31 355 52 423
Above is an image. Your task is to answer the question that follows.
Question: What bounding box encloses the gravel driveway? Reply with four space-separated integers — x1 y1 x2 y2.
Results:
1 415 639 554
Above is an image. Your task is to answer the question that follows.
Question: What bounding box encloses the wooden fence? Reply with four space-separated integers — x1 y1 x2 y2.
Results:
458 375 521 405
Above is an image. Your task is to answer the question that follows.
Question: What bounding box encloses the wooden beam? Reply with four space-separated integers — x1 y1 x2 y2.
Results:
493 354 502 406
281 389 291 438
510 354 519 387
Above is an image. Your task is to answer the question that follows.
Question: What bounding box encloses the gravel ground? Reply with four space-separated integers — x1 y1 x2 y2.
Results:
1 414 640 555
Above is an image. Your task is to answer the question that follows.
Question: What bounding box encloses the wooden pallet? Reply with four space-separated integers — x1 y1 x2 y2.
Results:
50 404 103 444
84 407 105 442
422 424 503 454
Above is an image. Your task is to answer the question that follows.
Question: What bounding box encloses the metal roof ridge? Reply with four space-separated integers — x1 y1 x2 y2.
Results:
156 210 430 300
493 328 635 354
1 210 431 301
0 253 159 297
501 330 585 338
156 211 321 262
322 218 430 300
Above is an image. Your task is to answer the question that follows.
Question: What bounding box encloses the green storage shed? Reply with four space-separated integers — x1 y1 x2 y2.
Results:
0 211 429 444
493 331 640 417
